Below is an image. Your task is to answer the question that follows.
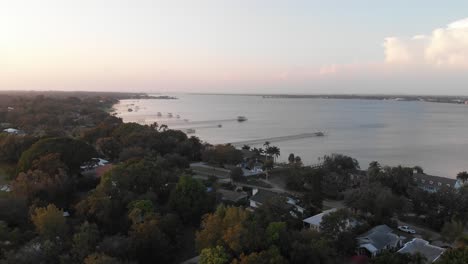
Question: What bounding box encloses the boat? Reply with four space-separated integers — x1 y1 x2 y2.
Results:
185 128 196 134
168 113 173 118
237 116 247 122
217 124 222 128
315 132 325 137
176 115 180 119
128 108 133 112
156 112 162 117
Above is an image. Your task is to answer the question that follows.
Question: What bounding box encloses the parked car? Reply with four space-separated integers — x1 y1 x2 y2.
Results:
398 225 416 234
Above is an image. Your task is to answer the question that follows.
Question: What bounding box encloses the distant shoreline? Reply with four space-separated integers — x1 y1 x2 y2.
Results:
189 93 468 105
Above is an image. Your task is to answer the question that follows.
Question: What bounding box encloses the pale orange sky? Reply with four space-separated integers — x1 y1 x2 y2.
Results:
1 1 468 94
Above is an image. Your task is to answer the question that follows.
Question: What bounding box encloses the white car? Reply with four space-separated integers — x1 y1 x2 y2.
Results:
398 225 416 234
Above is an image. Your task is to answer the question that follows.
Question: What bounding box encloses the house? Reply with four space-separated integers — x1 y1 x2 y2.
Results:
249 189 305 215
303 208 338 231
413 173 457 193
357 225 404 257
249 189 282 209
2 128 23 135
218 189 248 204
80 158 110 171
397 238 445 263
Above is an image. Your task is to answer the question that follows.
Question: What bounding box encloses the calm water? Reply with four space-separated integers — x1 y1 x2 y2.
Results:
114 94 468 178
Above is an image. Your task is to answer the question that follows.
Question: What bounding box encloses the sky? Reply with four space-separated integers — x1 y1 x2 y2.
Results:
1 0 468 95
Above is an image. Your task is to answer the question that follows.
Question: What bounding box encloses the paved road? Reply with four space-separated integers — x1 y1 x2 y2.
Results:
396 219 442 241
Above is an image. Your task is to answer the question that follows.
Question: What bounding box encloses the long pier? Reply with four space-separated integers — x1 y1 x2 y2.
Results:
228 132 325 146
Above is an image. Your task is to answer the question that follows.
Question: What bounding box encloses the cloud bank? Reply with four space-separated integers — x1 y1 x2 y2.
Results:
384 18 468 68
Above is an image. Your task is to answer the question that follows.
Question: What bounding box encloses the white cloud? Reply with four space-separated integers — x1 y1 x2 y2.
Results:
384 18 468 68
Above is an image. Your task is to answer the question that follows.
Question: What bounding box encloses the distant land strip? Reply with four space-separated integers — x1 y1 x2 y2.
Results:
189 93 468 105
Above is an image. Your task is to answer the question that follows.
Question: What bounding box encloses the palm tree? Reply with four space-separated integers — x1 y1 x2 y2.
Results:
294 156 302 167
457 171 468 183
150 122 159 130
263 141 270 161
288 153 295 164
369 161 381 170
269 146 280 163
413 166 424 174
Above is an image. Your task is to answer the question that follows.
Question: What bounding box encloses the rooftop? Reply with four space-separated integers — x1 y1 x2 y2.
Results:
218 189 248 203
398 238 445 263
250 189 284 205
303 208 338 226
357 225 401 251
413 173 456 189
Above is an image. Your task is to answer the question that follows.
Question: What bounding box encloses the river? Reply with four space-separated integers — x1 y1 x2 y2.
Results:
114 94 468 178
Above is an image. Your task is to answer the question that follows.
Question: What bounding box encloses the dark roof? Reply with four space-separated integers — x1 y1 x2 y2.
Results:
358 225 400 251
398 238 445 263
413 173 456 189
218 189 248 202
250 189 284 205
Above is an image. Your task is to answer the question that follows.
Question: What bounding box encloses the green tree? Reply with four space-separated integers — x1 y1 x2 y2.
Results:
441 220 464 242
266 146 280 163
96 137 121 161
294 156 302 167
71 222 101 262
436 247 468 264
368 161 381 178
201 144 243 166
31 204 67 239
129 216 172 264
17 137 97 173
127 200 155 224
265 222 287 246
322 154 360 173
413 166 424 174
233 246 287 264
199 245 230 264
169 176 215 224
13 153 73 205
456 171 468 183
230 167 245 182
319 209 351 238
371 252 426 264
196 206 250 253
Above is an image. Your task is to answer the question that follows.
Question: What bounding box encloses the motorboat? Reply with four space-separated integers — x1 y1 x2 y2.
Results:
185 128 196 134
237 116 247 122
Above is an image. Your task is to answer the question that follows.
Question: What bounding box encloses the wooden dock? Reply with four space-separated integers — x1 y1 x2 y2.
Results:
228 132 325 146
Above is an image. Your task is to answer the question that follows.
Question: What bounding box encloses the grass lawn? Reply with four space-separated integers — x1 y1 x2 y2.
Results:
0 162 15 185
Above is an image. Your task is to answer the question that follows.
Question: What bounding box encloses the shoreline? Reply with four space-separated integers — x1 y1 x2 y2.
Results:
189 93 468 106
112 97 462 179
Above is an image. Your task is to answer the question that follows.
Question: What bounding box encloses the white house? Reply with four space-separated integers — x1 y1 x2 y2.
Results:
3 128 22 135
80 158 110 171
302 208 338 231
